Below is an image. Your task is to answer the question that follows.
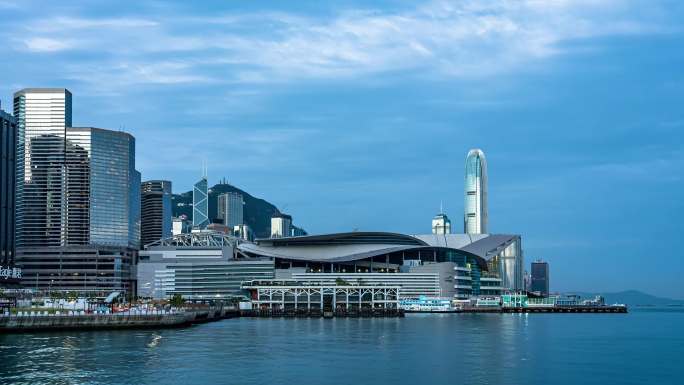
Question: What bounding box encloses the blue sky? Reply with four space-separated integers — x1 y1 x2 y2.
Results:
0 0 682 298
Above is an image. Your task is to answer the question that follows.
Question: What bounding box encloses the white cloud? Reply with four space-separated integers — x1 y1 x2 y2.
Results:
8 0 677 85
23 37 73 52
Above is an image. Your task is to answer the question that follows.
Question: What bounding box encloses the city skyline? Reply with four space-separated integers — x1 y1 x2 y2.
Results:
0 1 682 298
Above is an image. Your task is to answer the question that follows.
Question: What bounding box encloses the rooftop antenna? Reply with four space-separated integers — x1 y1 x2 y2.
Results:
440 200 444 214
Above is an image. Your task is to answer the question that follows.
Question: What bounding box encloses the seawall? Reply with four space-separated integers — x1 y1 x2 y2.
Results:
0 307 240 333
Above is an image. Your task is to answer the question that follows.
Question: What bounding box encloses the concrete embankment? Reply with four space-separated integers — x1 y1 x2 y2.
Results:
240 308 405 318
0 307 240 333
456 306 628 313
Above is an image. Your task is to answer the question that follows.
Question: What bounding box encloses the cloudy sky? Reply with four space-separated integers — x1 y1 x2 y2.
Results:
1 0 682 298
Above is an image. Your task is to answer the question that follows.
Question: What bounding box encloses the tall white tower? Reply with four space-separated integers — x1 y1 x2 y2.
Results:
464 149 488 234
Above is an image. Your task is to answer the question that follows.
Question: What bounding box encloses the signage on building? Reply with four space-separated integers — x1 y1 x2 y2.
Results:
0 267 22 280
0 297 17 308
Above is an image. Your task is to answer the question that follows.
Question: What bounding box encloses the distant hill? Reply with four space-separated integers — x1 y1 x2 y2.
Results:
570 290 684 306
171 183 291 239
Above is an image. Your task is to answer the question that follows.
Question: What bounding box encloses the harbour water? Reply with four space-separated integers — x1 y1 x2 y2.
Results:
1 309 682 385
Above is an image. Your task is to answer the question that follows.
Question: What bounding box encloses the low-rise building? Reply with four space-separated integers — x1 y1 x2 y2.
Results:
137 232 274 300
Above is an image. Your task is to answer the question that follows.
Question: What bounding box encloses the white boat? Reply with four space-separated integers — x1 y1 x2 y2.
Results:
399 296 454 312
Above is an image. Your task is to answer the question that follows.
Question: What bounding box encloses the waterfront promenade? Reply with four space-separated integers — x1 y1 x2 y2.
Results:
0 307 238 332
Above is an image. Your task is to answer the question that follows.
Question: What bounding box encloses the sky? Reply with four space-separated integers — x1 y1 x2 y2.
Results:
0 0 682 298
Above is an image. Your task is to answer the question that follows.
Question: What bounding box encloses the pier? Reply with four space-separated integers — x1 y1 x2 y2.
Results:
240 308 404 318
455 305 628 314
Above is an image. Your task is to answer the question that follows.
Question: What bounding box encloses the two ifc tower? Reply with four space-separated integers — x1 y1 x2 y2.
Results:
432 149 487 235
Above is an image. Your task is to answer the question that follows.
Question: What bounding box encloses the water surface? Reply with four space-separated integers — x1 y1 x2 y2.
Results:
1 309 682 385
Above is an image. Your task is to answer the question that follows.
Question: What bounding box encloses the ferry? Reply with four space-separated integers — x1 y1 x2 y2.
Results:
399 296 454 313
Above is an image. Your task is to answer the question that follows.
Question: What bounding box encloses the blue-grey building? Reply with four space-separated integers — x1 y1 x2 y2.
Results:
217 191 243 229
1 102 16 271
141 180 172 247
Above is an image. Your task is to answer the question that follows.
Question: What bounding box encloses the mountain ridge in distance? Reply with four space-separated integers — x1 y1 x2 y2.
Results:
569 290 684 306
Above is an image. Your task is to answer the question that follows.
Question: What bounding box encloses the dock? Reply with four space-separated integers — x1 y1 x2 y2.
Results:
455 306 628 314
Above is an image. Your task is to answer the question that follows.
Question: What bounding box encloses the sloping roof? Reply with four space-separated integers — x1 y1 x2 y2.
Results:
238 242 489 270
413 234 519 259
255 232 428 247
411 234 489 249
239 242 421 263
458 234 519 258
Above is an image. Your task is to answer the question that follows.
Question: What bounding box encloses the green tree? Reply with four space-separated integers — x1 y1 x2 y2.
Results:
170 294 185 307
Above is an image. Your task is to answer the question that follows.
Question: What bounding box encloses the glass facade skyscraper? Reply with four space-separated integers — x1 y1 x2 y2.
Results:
13 89 141 295
464 149 488 234
141 180 172 246
1 104 16 268
193 177 209 229
217 191 244 228
71 127 140 249
13 89 73 247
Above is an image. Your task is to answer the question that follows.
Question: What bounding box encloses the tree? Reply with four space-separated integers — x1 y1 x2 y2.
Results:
170 294 185 307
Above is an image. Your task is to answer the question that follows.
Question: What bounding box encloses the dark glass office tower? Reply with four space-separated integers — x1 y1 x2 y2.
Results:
141 180 172 246
530 260 549 297
1 103 16 268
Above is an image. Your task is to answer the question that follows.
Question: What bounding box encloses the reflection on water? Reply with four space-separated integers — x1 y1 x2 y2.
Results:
1 311 683 385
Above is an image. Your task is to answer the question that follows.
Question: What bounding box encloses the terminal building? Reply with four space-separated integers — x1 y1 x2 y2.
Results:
238 231 523 298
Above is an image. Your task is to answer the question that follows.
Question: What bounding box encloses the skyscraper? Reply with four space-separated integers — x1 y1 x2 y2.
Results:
13 89 141 295
432 213 451 234
1 103 16 270
13 88 73 247
141 180 172 246
270 213 292 238
464 149 488 234
217 192 244 228
193 175 209 229
530 260 549 297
